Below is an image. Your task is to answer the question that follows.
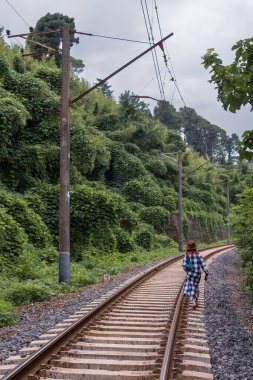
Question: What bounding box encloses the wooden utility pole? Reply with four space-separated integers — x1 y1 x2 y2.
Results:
59 24 71 283
226 183 230 244
178 150 183 252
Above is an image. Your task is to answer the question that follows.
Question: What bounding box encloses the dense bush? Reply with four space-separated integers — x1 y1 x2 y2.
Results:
4 281 53 305
0 87 29 161
114 227 135 253
144 156 167 178
139 206 169 232
132 123 166 151
134 224 154 250
0 207 28 269
0 299 17 327
13 56 26 74
94 112 121 131
232 188 253 292
162 187 178 212
0 189 53 248
123 178 163 206
35 66 61 94
4 73 60 124
124 142 141 155
71 123 111 179
107 144 147 184
154 234 176 248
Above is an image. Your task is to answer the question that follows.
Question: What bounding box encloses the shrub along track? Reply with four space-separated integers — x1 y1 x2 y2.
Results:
0 245 233 380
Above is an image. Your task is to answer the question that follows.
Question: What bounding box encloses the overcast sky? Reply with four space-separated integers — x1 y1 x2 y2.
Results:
1 0 252 136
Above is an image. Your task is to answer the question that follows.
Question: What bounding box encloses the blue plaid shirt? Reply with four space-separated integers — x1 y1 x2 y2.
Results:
182 252 208 274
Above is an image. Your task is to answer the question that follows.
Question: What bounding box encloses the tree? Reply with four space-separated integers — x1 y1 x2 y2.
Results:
238 131 253 161
119 91 151 122
180 107 238 163
71 57 85 76
202 38 253 160
225 133 240 161
29 13 79 67
154 101 182 131
96 78 114 99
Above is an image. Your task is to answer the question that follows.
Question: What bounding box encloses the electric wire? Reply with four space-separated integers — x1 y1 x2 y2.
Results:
140 0 163 98
154 0 177 81
171 82 176 104
154 0 186 107
0 21 23 47
138 65 166 94
76 31 149 44
140 0 165 100
3 0 30 28
144 0 165 99
162 67 167 90
184 158 212 178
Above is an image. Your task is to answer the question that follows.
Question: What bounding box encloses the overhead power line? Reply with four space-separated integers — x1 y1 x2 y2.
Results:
154 0 186 108
154 0 177 82
76 31 149 44
3 0 30 28
140 0 165 100
144 0 165 99
138 65 166 93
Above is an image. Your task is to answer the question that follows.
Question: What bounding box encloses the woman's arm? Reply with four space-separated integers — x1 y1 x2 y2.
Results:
199 253 208 274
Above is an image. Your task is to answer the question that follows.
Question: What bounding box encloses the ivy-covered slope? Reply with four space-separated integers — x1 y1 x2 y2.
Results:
0 37 237 270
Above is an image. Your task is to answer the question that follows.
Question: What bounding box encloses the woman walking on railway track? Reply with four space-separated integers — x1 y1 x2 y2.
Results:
182 240 208 309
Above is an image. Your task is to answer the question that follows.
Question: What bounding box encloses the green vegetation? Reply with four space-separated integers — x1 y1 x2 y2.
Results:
231 188 253 293
0 16 252 327
202 38 253 161
0 299 17 327
203 37 253 291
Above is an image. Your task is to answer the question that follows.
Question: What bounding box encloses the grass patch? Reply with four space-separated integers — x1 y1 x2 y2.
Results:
4 281 54 306
0 299 17 327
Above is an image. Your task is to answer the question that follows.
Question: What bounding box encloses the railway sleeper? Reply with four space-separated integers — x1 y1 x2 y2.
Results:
38 367 158 379
49 357 160 371
60 348 163 360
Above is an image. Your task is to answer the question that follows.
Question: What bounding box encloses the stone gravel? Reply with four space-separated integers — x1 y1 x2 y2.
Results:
205 249 253 380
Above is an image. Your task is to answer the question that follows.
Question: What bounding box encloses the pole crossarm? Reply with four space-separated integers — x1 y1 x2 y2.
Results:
130 95 168 102
7 29 61 38
70 32 174 104
21 50 61 57
20 35 60 52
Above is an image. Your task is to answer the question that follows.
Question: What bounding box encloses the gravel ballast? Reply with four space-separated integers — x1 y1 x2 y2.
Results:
205 249 253 380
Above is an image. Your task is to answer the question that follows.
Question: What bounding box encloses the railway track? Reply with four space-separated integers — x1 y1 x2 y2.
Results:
1 245 234 380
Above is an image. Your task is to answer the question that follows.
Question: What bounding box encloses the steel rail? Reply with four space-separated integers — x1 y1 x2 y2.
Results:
159 244 234 380
2 244 233 380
